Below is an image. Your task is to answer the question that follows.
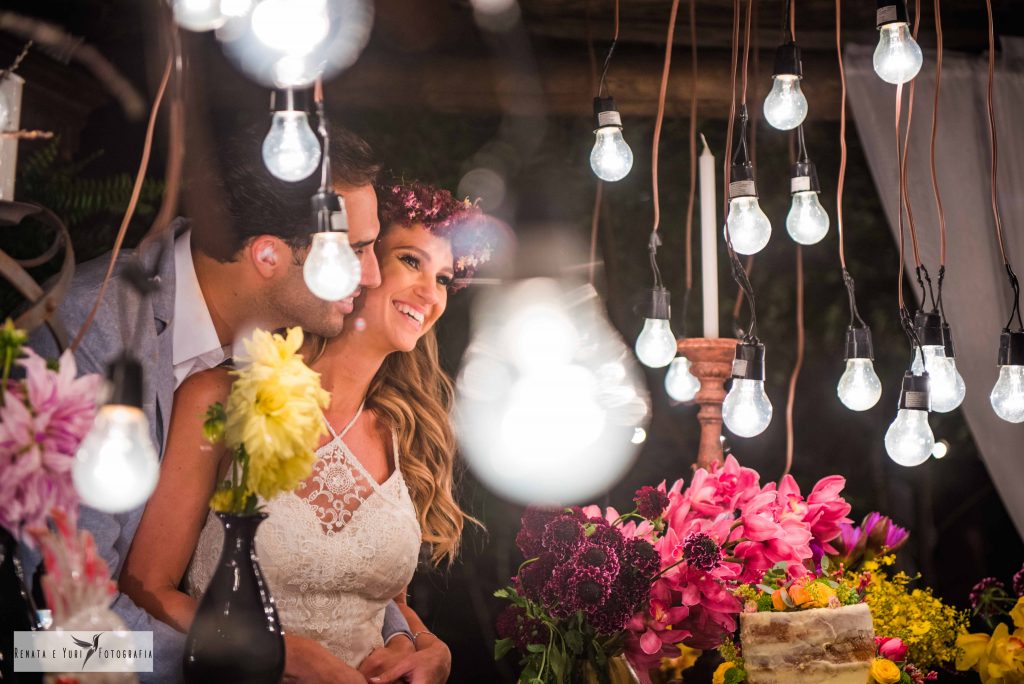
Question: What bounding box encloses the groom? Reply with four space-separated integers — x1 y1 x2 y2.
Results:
28 123 450 683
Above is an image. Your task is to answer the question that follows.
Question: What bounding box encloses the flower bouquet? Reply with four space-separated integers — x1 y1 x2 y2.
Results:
955 564 1024 683
183 327 329 684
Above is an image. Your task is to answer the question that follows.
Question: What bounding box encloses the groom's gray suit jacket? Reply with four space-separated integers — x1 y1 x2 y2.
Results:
27 221 410 683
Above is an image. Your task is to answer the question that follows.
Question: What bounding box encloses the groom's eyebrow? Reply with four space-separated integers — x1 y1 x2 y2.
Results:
352 238 376 249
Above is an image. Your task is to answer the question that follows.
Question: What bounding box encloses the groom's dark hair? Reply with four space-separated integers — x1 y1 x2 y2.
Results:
190 114 381 262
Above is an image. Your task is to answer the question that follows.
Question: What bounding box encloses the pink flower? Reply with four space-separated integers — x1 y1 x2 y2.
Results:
876 636 909 662
0 349 102 543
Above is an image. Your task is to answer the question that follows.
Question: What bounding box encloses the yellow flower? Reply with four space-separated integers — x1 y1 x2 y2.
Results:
712 661 735 684
804 581 838 608
1011 597 1024 631
660 645 701 679
870 658 902 684
957 631 991 674
984 623 1024 682
214 328 330 511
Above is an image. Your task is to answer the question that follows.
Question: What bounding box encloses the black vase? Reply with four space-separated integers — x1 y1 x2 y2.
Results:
183 512 284 684
0 527 42 684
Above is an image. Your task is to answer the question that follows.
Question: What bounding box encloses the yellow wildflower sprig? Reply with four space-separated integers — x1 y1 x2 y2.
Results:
207 328 330 515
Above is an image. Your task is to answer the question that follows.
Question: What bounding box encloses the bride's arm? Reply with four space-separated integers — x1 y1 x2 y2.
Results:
119 368 233 632
361 588 452 684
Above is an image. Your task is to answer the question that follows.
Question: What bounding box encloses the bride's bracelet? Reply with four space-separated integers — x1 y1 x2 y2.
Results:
411 630 435 649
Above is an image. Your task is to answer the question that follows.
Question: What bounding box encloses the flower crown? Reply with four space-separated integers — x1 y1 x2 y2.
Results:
378 182 497 290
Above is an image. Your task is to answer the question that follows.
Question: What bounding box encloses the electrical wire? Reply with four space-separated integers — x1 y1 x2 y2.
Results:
597 0 620 98
784 245 804 478
585 0 603 286
684 0 697 298
983 0 1022 332
929 0 948 313
70 53 173 353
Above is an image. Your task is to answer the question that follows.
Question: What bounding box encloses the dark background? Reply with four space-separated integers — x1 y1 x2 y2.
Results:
2 1 1022 682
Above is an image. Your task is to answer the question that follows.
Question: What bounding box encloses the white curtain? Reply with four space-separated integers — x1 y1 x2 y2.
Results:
845 39 1024 537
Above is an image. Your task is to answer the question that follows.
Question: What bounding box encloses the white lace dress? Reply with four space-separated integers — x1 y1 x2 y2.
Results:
185 409 422 666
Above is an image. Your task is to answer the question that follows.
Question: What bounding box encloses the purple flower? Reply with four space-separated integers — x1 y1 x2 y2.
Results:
969 577 1007 618
1014 564 1024 597
633 485 669 520
623 537 660 579
544 564 612 619
682 532 722 572
542 515 586 559
516 507 559 557
496 606 547 652
883 520 909 550
577 542 621 583
516 554 556 602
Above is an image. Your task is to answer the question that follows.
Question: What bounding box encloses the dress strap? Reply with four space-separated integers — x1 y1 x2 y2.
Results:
323 401 365 441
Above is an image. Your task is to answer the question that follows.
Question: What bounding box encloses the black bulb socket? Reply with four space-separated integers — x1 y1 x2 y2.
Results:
593 96 623 130
311 189 341 234
729 161 757 200
898 370 930 411
270 88 311 113
790 160 821 195
997 330 1024 366
876 0 909 28
845 326 874 360
106 355 144 409
731 342 766 381
644 287 671 321
941 321 956 358
913 311 945 347
772 42 803 79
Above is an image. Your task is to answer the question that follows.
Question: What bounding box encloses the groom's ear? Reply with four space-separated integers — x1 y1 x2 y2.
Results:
249 236 285 279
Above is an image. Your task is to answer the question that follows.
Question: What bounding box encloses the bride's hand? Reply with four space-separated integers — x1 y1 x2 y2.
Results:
366 633 451 684
358 635 415 679
284 634 369 684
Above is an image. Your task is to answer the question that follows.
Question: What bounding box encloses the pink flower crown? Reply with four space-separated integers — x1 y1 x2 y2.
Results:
378 182 497 290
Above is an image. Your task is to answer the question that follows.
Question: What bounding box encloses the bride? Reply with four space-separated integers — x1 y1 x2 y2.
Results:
121 182 486 683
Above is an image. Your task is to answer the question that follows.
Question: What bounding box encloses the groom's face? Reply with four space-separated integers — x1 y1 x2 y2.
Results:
268 183 382 337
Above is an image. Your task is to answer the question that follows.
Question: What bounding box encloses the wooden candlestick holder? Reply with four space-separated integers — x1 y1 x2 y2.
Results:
677 337 738 470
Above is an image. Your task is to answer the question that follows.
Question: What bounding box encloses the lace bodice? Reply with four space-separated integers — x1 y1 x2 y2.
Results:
185 410 421 666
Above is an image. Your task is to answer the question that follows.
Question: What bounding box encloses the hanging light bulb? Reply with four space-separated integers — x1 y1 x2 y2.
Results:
590 97 634 182
837 326 882 411
665 355 700 402
73 356 160 513
304 191 361 301
725 161 772 255
941 320 967 410
909 312 963 412
262 89 322 182
873 1 923 85
991 330 1024 423
635 287 677 368
722 342 773 438
171 0 227 31
786 159 830 245
885 371 934 467
764 42 808 131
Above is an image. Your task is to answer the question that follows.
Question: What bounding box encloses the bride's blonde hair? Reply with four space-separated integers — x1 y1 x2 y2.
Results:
364 328 476 565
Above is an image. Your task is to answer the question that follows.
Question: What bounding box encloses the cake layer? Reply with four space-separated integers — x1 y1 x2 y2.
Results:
740 603 875 684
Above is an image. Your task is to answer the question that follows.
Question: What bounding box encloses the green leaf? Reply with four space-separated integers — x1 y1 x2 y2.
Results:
494 638 514 661
592 645 607 667
820 555 831 573
494 588 512 599
526 643 547 654
780 588 796 609
772 561 789 571
565 629 584 654
756 584 776 594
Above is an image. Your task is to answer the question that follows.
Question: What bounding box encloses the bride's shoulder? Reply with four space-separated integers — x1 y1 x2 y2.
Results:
174 367 233 407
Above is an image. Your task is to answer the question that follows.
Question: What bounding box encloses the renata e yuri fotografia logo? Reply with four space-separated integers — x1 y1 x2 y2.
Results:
12 630 153 673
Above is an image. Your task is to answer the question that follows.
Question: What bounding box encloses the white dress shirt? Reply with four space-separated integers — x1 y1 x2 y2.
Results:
172 230 228 389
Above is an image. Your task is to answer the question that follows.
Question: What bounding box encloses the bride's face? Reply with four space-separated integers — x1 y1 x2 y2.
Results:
352 223 454 352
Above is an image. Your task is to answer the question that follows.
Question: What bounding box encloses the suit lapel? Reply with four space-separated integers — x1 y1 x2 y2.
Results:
144 225 182 456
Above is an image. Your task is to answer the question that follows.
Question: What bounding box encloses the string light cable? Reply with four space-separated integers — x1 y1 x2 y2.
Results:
590 0 633 183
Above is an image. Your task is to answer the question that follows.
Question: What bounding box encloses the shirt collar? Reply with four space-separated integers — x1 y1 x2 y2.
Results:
172 229 223 367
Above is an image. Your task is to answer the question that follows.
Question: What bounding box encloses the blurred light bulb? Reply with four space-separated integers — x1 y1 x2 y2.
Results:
635 318 676 369
304 231 361 301
631 426 647 445
911 345 963 412
74 406 160 513
885 408 934 466
591 127 633 182
764 76 807 131
873 22 923 85
456 279 650 505
837 358 882 411
262 109 321 182
665 356 700 402
723 378 773 438
786 191 830 245
590 97 633 182
172 0 226 31
931 439 948 459
991 365 1024 423
726 196 772 255
251 0 329 56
